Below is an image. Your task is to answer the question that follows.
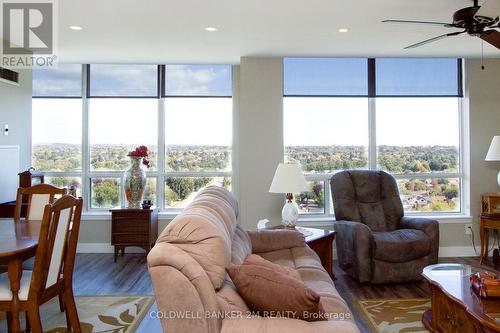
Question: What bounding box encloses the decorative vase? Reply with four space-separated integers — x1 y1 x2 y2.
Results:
124 156 146 208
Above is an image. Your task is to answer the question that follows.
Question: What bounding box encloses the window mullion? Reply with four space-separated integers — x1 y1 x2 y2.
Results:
158 97 166 210
368 97 377 169
82 64 90 211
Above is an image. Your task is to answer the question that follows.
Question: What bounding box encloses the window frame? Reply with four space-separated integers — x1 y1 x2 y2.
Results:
32 64 233 212
283 58 466 219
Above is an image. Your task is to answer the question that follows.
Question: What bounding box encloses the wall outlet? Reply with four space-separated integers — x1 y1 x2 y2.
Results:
465 223 472 235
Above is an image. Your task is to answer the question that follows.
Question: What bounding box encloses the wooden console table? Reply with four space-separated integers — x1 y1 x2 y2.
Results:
422 263 500 333
480 193 500 264
110 208 158 262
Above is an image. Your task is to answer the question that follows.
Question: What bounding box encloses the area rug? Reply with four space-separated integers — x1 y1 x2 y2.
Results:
0 295 154 333
356 298 430 333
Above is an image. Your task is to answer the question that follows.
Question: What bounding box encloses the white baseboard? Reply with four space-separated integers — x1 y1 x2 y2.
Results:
439 245 479 257
76 243 146 254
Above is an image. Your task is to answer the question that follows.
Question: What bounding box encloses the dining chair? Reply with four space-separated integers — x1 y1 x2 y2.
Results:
12 183 68 313
14 183 67 221
0 195 83 333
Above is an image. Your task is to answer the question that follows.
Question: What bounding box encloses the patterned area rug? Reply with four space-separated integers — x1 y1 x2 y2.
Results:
0 295 154 333
356 298 430 333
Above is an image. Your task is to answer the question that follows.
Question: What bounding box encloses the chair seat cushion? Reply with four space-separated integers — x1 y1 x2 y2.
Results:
0 270 32 301
372 229 431 263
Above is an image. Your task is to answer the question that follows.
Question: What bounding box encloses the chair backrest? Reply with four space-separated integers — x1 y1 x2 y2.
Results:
29 195 83 295
14 184 67 220
330 170 404 232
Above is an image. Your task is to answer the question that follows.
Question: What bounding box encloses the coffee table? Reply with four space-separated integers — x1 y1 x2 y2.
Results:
422 263 500 333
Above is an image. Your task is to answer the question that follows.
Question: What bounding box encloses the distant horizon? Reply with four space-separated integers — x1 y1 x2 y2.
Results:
32 143 458 148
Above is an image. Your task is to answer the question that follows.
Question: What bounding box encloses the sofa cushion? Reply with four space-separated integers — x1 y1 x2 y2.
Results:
226 264 322 321
372 229 431 263
231 224 252 265
243 254 301 281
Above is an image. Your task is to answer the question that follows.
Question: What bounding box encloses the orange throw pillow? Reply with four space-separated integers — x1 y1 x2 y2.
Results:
226 264 322 321
243 254 302 281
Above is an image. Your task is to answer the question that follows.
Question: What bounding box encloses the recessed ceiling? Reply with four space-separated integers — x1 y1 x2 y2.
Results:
59 0 500 64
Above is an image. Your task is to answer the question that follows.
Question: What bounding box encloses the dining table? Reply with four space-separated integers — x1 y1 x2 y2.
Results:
0 218 42 333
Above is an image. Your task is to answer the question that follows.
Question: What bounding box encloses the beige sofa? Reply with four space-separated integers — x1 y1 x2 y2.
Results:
148 186 359 333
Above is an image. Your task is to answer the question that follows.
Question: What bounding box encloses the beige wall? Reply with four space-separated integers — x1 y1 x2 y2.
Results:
466 58 500 248
235 57 284 229
0 69 32 171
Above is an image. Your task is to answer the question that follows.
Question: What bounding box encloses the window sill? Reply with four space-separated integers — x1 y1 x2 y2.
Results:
82 211 180 221
297 214 473 226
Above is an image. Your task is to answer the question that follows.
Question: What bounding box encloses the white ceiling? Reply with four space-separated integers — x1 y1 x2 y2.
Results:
59 0 500 64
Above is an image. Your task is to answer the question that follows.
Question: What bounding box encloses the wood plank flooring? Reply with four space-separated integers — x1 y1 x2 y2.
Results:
71 254 500 332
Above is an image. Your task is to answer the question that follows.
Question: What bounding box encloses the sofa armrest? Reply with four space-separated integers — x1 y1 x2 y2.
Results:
222 317 359 333
400 216 439 263
334 220 373 283
247 230 306 253
147 242 222 333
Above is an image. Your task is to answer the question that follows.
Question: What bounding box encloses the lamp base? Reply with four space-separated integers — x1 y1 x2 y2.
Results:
282 199 299 229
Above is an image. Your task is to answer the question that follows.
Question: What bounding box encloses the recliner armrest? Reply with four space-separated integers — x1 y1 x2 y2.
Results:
334 220 373 283
399 216 438 239
247 229 306 253
399 216 439 263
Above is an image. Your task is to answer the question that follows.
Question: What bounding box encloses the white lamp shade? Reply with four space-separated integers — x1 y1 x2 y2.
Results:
486 136 500 161
269 163 308 193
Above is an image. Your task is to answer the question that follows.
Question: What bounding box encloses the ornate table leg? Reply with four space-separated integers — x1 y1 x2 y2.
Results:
8 258 23 333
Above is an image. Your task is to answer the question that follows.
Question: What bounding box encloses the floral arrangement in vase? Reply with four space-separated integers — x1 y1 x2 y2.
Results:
128 145 150 168
124 145 150 208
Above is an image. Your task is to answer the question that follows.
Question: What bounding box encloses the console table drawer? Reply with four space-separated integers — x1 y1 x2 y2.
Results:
112 219 149 233
110 208 158 262
112 233 149 244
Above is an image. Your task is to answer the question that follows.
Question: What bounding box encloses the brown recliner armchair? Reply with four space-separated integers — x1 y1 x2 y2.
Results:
330 170 439 283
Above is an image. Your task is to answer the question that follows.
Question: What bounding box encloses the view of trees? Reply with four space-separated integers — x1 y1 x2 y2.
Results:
286 146 368 173
34 143 459 212
378 146 458 174
167 145 231 172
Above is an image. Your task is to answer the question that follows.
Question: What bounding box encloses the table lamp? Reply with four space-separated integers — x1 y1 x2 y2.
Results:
269 163 308 229
485 136 500 188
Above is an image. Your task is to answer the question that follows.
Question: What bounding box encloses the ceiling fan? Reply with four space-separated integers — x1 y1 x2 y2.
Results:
383 0 500 50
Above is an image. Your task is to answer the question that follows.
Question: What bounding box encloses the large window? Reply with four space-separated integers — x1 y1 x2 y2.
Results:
284 58 464 216
163 65 232 208
32 64 232 211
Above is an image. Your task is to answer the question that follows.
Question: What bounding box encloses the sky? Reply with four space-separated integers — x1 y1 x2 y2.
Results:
284 97 460 147
32 59 460 147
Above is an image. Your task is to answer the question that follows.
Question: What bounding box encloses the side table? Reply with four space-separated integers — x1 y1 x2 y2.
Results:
110 208 158 262
480 214 500 264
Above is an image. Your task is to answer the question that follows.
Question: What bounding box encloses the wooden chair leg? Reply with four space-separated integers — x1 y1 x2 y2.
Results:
25 311 31 333
26 306 43 333
6 311 12 329
63 290 81 333
58 293 65 312
64 306 71 332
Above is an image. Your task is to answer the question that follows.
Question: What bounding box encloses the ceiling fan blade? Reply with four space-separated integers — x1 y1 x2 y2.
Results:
382 19 453 27
404 31 465 49
481 30 500 49
475 0 500 21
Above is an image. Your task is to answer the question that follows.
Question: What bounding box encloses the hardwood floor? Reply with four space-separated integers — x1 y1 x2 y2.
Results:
71 254 500 332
